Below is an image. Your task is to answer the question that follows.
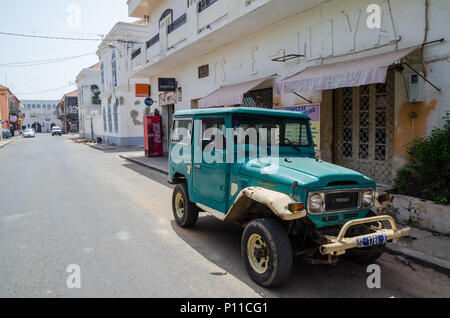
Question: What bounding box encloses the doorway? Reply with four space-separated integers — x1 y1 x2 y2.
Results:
333 71 395 185
162 104 175 154
32 122 42 133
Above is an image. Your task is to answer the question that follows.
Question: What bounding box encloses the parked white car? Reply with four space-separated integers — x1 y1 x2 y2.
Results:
23 128 36 138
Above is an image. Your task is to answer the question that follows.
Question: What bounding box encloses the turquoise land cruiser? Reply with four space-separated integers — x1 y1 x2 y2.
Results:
169 107 410 287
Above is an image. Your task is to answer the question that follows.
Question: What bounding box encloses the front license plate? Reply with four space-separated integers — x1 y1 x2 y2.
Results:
356 234 388 248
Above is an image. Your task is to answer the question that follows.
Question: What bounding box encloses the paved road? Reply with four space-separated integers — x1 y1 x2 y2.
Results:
0 135 449 298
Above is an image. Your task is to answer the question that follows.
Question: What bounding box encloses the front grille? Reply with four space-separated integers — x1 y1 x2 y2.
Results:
325 192 359 212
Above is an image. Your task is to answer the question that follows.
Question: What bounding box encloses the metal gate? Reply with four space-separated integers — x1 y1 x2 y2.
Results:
334 72 395 185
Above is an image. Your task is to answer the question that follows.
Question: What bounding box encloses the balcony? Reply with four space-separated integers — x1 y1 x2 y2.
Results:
128 0 149 18
128 0 164 18
130 0 325 78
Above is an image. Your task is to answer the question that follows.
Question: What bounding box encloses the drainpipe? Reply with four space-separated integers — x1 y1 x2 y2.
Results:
421 0 430 79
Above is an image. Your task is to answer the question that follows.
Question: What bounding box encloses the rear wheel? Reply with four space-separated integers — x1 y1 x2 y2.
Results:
242 219 293 287
172 183 199 228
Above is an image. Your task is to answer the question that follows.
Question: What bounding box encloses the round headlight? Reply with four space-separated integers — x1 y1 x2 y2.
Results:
309 193 324 213
362 190 374 207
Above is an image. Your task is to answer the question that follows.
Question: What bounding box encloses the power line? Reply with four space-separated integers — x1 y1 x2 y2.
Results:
0 31 102 41
16 84 76 95
0 52 96 67
0 24 104 38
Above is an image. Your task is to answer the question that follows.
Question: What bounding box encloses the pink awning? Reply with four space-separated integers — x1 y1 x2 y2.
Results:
277 46 418 94
198 76 271 108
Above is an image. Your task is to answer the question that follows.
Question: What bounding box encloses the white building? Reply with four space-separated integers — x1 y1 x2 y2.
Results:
126 0 450 185
96 21 151 146
21 100 60 133
76 64 102 140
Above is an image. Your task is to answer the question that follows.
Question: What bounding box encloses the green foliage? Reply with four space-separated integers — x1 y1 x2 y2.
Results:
92 91 101 105
393 113 450 204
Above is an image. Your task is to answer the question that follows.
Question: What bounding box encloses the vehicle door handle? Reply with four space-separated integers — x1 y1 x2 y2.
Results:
194 165 201 169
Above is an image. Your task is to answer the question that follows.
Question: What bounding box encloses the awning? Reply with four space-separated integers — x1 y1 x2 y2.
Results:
277 46 418 94
198 76 271 108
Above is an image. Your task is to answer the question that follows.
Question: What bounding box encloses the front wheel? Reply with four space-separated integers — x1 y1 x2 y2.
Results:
242 219 293 287
172 183 199 228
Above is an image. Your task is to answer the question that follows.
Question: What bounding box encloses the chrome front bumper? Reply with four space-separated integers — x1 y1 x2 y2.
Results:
319 215 410 256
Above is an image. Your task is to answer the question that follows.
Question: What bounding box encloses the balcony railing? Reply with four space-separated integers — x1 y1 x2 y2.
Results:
168 13 187 34
131 48 141 60
146 34 160 48
198 0 218 13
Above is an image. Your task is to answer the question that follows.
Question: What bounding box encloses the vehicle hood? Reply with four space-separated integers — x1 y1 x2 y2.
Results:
240 157 374 189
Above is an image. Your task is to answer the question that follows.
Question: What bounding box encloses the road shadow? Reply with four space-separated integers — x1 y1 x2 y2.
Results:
122 163 173 189
170 215 419 298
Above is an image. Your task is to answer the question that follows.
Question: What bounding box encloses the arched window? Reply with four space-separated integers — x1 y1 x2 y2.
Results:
113 101 119 133
159 9 173 29
91 85 100 105
111 51 117 87
103 107 107 132
100 62 105 91
108 105 112 133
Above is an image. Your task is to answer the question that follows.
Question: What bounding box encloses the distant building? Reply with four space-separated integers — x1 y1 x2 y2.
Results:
96 22 150 146
127 0 450 185
57 90 78 133
76 63 102 139
0 85 22 136
21 100 60 133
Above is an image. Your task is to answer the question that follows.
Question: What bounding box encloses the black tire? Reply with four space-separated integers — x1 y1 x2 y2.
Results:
345 245 386 264
242 219 293 287
172 183 199 228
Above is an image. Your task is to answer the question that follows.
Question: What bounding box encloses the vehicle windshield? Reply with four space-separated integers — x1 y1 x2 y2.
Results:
52 127 61 130
24 128 33 132
232 115 312 148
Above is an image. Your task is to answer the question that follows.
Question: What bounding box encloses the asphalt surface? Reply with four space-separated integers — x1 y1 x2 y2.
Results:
0 134 449 298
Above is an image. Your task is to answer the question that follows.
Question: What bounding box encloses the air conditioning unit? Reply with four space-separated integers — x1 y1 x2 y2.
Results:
409 73 424 103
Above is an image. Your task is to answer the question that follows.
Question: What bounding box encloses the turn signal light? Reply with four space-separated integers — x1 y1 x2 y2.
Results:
288 203 305 212
378 193 391 203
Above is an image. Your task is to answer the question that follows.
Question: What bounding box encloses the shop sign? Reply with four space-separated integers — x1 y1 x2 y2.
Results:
158 78 177 92
136 84 151 97
276 104 321 150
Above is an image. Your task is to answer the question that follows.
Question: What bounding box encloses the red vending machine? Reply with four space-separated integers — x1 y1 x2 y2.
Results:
144 116 163 157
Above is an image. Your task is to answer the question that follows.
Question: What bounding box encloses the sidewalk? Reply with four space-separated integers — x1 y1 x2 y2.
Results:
119 152 169 175
387 227 450 275
0 137 18 149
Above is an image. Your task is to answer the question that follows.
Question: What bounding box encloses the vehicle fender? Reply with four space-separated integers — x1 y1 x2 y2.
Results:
225 187 306 222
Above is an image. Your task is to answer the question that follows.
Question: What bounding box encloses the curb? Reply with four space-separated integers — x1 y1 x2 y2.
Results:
386 244 450 276
119 155 169 176
0 139 16 149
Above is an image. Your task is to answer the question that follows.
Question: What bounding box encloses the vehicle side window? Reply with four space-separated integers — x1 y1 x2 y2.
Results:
198 118 226 151
285 121 310 146
172 119 193 145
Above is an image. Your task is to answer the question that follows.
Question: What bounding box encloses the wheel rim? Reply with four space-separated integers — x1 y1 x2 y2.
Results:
247 233 269 275
175 192 185 219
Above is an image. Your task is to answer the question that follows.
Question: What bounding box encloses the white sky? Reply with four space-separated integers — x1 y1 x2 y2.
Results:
0 0 136 101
